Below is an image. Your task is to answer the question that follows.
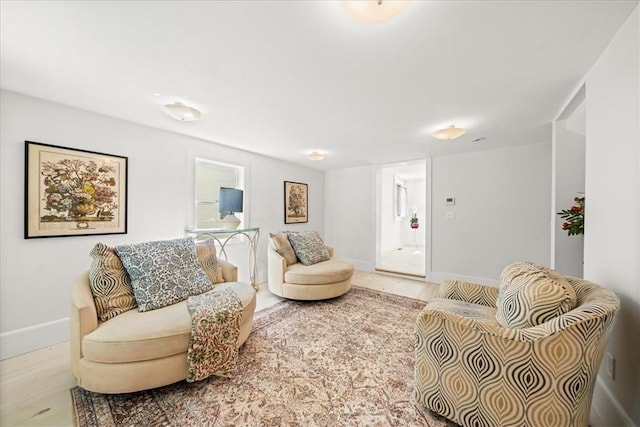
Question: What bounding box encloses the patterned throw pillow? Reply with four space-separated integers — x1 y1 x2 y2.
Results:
89 243 137 322
115 237 214 312
287 231 331 266
496 261 577 329
196 239 224 284
270 232 298 265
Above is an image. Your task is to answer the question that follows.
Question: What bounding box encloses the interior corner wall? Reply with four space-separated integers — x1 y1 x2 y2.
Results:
0 89 325 360
430 143 552 285
583 5 640 425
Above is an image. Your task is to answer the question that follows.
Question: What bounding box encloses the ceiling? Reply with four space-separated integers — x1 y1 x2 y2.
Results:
1 1 637 171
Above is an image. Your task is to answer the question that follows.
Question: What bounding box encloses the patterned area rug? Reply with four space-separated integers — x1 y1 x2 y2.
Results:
71 286 458 427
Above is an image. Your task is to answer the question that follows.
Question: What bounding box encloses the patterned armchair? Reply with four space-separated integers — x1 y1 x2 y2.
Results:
414 262 619 427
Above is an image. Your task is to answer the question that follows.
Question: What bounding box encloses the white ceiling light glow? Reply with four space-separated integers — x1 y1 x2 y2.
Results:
307 151 327 161
160 101 202 122
341 0 410 24
431 125 467 141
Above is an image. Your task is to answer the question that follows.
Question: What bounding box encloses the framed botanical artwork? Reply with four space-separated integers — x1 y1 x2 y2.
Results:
24 141 128 238
284 181 308 224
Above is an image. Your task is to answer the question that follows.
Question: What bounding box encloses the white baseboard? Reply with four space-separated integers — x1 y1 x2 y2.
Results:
0 317 69 360
591 376 637 427
346 258 375 272
356 267 498 286
427 271 498 287
257 267 267 285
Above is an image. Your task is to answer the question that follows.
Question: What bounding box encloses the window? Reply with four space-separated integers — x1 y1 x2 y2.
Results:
194 158 244 229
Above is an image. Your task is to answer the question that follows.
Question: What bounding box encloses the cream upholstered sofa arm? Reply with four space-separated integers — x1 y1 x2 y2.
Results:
218 258 238 282
71 273 98 328
326 245 334 257
267 242 286 296
440 279 499 308
70 272 98 377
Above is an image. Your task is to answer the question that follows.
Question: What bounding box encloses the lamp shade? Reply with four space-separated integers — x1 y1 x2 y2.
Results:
432 125 467 141
219 187 243 213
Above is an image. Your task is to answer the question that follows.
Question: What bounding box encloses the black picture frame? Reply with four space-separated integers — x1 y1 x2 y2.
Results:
284 181 308 224
24 141 128 238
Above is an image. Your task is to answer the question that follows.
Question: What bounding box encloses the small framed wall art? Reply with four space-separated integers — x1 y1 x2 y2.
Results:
284 181 308 224
24 141 128 238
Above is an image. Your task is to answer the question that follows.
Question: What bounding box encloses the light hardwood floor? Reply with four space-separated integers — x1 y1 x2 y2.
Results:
0 271 437 427
379 245 426 277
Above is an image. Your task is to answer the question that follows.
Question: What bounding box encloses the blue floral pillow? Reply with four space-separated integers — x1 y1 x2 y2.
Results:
115 237 214 311
287 231 330 266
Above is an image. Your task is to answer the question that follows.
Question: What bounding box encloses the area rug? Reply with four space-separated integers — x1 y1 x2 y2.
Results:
71 286 458 427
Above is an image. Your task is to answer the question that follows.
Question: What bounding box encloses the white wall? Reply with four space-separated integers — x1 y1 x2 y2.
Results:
0 90 324 359
379 168 404 253
582 6 639 425
326 143 552 285
401 177 426 247
430 143 552 284
324 165 376 272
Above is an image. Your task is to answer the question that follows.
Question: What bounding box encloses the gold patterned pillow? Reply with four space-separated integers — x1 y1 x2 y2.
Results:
196 239 224 284
89 243 137 322
270 232 298 265
496 262 577 329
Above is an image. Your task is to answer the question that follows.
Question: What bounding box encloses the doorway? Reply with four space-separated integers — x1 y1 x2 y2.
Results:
553 85 585 278
375 160 428 278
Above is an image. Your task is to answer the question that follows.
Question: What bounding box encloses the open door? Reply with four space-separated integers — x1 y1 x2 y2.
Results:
552 85 585 277
375 160 429 278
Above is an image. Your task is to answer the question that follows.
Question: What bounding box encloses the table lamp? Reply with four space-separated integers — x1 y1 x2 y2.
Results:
219 187 243 229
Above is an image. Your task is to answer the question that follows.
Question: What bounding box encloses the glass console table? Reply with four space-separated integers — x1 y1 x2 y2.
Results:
185 227 260 290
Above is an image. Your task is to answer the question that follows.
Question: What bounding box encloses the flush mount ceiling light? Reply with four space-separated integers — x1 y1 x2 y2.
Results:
307 151 327 161
160 101 202 122
432 125 467 141
341 0 410 24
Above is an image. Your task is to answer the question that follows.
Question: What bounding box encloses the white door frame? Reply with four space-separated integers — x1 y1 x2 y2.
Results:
374 158 432 280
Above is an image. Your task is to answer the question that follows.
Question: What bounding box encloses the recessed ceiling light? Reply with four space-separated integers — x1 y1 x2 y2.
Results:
431 125 467 141
160 101 202 122
341 0 410 24
307 151 327 161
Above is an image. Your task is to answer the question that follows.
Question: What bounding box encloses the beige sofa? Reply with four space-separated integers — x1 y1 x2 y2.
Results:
71 259 256 394
267 237 353 300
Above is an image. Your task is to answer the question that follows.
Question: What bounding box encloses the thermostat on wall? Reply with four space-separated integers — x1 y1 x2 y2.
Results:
446 197 455 206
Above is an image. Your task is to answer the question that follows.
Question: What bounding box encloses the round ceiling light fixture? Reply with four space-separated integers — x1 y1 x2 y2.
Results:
307 151 327 161
160 101 202 122
431 125 467 141
341 0 411 24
